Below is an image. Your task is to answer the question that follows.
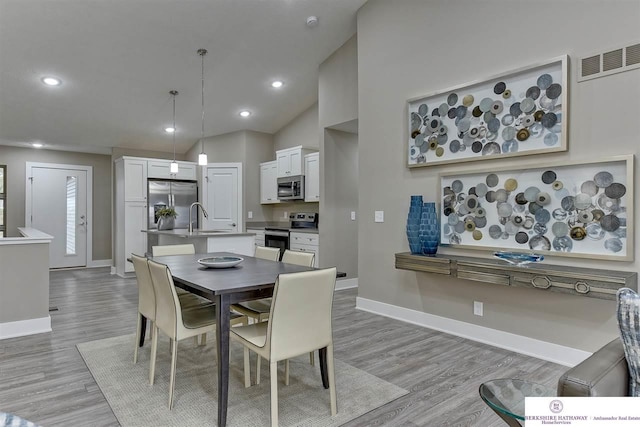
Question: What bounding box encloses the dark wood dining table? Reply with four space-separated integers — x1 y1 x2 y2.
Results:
147 252 322 427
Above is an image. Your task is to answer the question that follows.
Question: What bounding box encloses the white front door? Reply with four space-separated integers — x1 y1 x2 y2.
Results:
203 164 242 232
26 163 90 268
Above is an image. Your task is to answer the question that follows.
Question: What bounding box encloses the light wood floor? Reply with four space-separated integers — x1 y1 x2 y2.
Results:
0 267 566 426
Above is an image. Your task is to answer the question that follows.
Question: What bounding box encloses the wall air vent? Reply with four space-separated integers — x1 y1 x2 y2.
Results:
578 41 640 82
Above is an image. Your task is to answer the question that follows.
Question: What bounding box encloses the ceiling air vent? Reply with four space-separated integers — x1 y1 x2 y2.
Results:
578 41 640 82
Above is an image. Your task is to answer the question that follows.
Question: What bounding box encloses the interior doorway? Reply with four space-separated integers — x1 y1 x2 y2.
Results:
202 163 243 232
26 162 93 268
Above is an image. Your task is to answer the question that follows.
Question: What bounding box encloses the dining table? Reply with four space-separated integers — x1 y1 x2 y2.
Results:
147 252 322 427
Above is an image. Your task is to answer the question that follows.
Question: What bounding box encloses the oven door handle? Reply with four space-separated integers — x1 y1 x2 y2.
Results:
265 231 290 237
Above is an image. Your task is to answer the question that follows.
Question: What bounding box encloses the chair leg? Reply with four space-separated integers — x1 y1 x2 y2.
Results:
149 325 158 385
256 354 261 385
134 313 142 363
201 333 207 346
309 351 315 366
194 336 199 346
285 359 290 386
168 338 178 410
327 343 337 416
243 346 251 388
270 361 279 427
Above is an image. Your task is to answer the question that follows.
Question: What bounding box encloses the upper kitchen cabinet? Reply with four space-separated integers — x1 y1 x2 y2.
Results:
123 158 147 202
276 146 315 178
304 152 319 202
147 159 197 180
260 161 279 204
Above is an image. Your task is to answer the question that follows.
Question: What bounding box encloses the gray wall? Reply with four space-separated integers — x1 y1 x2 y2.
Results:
357 0 640 352
319 35 358 129
273 103 319 151
0 145 111 260
0 242 49 324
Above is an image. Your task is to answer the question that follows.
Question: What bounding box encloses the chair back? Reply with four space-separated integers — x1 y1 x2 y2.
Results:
254 246 281 261
152 244 196 257
131 254 156 320
281 249 315 267
267 267 336 361
148 259 181 338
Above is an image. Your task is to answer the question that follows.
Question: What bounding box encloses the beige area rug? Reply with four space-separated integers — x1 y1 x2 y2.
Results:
77 334 407 427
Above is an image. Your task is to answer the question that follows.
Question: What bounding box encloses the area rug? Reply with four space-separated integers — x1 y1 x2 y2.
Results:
77 334 407 427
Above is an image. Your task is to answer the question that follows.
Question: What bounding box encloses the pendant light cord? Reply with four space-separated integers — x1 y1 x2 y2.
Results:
172 91 177 162
199 49 207 153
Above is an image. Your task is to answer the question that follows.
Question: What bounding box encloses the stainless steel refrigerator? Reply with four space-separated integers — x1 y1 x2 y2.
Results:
147 179 198 229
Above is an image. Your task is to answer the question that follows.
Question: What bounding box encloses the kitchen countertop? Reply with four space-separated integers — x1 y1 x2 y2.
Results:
143 229 256 238
246 226 319 234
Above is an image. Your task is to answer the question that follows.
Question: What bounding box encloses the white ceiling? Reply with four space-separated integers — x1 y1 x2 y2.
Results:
0 0 365 155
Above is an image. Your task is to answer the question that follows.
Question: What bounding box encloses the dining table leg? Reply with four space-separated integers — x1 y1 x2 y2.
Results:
139 316 147 347
318 347 329 389
216 294 231 427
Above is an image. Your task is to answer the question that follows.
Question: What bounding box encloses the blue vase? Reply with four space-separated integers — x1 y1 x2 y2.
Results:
419 202 439 256
406 195 423 254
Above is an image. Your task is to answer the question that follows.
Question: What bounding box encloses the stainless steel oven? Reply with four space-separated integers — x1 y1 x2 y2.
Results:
264 228 289 260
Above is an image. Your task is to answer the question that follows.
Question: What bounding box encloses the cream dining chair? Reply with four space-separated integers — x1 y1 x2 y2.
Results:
231 267 338 427
147 259 244 409
230 246 282 324
131 254 214 375
152 244 196 257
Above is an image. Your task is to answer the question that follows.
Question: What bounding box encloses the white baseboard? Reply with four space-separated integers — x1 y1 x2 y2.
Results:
336 277 358 290
110 266 117 275
356 296 590 367
0 316 52 340
88 259 112 268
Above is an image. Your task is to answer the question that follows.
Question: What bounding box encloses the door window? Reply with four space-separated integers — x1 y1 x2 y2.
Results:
66 176 77 255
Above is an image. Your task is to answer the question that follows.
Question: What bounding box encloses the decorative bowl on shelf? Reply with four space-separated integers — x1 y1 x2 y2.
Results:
493 251 544 267
197 256 244 269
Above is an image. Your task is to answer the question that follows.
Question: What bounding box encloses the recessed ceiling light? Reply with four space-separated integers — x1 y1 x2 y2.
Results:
32 142 44 148
271 80 284 88
239 110 251 117
41 76 61 86
164 127 176 133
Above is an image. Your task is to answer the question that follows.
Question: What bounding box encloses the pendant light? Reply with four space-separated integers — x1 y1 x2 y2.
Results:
197 48 208 166
169 90 179 174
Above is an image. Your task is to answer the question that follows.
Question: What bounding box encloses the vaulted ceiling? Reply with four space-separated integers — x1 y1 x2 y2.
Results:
0 0 366 154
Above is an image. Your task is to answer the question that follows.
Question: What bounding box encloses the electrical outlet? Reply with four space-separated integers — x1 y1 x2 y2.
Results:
247 211 253 219
284 211 288 219
473 301 483 316
374 211 384 223
351 211 356 221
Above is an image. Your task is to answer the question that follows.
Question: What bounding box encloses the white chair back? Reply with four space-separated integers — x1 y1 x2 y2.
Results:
131 254 156 321
147 259 182 337
267 267 336 362
255 246 281 261
152 244 196 257
281 249 315 267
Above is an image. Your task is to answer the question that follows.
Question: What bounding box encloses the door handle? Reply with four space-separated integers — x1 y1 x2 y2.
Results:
78 221 86 226
230 223 236 227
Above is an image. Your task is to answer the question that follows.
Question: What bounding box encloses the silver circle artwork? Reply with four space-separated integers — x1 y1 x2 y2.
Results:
408 60 565 166
441 164 628 256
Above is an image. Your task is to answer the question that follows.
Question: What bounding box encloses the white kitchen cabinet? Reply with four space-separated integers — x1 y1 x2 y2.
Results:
147 159 197 180
304 152 319 202
290 231 319 267
276 146 315 178
247 228 265 249
260 161 279 204
115 157 150 276
124 159 147 202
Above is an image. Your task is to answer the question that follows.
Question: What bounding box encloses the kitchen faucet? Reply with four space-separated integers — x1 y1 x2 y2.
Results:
188 202 209 233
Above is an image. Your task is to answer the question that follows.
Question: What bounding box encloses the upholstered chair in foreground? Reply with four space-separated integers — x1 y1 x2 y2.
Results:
231 267 338 426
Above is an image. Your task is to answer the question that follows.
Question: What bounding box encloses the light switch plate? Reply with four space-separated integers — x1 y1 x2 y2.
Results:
284 211 288 219
374 211 384 223
351 211 356 221
247 211 253 219
473 301 483 316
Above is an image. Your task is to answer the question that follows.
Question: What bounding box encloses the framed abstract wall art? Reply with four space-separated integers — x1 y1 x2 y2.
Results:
408 55 568 167
439 155 634 261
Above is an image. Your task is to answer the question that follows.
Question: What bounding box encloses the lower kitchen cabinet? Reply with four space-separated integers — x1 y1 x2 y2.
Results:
289 231 319 267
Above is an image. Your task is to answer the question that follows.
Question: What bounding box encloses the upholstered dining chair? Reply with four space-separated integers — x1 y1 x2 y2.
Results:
147 259 244 409
131 254 214 372
231 267 338 427
152 244 196 257
230 246 282 323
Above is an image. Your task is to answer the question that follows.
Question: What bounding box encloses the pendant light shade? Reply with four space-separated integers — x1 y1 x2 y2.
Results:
198 48 208 166
169 90 179 174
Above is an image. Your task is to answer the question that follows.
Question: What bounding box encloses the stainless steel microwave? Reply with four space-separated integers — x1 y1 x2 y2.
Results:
277 175 305 201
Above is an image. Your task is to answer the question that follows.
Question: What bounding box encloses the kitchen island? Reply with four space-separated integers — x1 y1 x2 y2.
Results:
144 229 256 256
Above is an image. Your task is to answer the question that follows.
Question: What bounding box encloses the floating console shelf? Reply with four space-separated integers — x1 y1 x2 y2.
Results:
395 252 637 301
